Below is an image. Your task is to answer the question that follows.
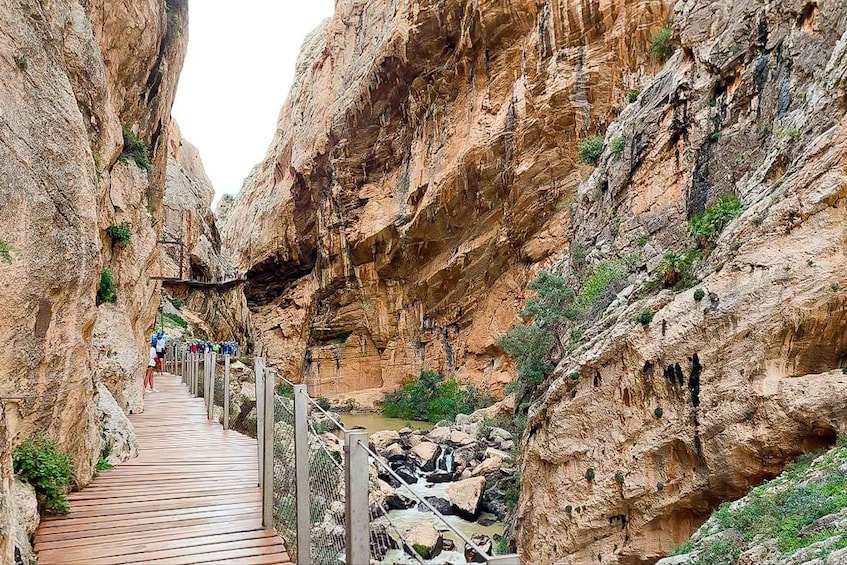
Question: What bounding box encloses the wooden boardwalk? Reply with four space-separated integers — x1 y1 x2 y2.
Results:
34 374 290 565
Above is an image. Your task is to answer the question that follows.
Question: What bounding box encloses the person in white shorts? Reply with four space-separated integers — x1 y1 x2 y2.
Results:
145 338 159 393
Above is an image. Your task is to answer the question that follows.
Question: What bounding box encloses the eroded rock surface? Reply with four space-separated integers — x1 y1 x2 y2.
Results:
222 0 673 400
519 0 847 563
0 0 187 560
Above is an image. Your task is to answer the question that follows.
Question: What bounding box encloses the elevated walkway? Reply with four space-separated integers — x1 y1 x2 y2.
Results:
152 276 246 289
33 374 290 565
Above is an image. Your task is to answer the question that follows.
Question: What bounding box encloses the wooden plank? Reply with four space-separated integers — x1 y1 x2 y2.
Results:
34 373 290 564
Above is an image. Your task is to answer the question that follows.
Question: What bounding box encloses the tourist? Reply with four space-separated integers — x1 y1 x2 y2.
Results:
155 331 167 373
145 338 158 393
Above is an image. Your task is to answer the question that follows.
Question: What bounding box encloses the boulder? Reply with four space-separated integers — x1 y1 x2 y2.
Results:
452 445 480 468
465 534 493 563
398 427 414 435
405 522 443 559
382 442 406 460
484 447 513 461
427 471 455 484
411 441 441 472
427 427 451 444
489 427 512 442
12 478 39 565
418 496 455 516
482 487 509 520
95 382 138 464
443 538 456 552
386 493 417 510
390 463 418 484
370 430 401 451
448 476 486 519
471 456 504 477
448 430 476 447
499 439 516 452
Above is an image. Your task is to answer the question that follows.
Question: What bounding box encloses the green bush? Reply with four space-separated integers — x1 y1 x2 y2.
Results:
521 271 579 326
316 396 332 411
650 23 674 63
13 435 73 514
578 261 624 309
638 310 654 326
654 406 664 418
171 297 184 309
585 468 596 482
14 55 28 70
693 288 706 302
655 249 701 290
382 370 493 422
627 89 641 103
689 196 742 248
610 136 625 155
578 135 605 165
498 324 554 400
119 125 151 173
106 222 132 247
163 312 187 329
0 237 15 263
96 268 117 305
276 382 294 398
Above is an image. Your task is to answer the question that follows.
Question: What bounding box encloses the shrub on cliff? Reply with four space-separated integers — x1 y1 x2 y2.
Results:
96 268 117 305
119 125 151 173
689 195 742 248
521 271 579 326
106 222 132 247
650 23 674 63
498 323 554 399
13 435 73 514
654 249 701 290
382 370 493 422
578 135 605 165
0 237 15 263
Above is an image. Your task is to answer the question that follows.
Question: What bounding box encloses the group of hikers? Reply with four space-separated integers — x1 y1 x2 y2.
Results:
145 333 241 394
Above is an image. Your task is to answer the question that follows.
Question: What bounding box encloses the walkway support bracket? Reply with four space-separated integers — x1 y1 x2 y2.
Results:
345 430 370 565
293 385 311 565
261 367 275 528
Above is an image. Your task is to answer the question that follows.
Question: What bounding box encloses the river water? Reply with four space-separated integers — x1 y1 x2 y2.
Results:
338 412 504 563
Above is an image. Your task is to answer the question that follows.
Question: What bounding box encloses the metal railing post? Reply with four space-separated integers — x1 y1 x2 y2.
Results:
262 367 275 528
255 357 265 487
190 352 197 395
293 385 311 565
208 353 216 421
223 354 231 430
345 429 370 565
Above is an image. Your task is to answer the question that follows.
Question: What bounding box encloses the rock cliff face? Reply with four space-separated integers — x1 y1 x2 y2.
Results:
519 0 847 563
223 0 673 399
0 0 186 561
162 123 255 344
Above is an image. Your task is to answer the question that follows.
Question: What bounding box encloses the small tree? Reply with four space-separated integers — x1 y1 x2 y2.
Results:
578 135 605 165
650 23 674 63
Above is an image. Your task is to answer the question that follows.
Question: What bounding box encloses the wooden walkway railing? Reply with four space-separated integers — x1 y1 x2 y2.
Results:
33 374 290 565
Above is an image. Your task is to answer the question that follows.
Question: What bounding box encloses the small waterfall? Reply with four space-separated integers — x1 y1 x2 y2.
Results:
435 447 453 472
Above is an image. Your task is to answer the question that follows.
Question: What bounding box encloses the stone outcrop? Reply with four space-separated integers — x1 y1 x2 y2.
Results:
221 0 673 400
449 476 486 519
0 0 187 561
405 521 444 559
11 478 38 565
519 0 847 563
95 383 138 465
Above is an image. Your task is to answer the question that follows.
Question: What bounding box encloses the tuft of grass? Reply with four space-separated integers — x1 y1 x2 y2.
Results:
163 312 187 329
106 222 132 247
14 55 28 70
776 127 802 142
610 136 625 155
655 249 701 290
690 196 742 248
96 268 117 305
638 310 654 326
627 89 641 103
694 288 706 302
171 297 184 309
578 135 605 165
13 435 73 514
650 23 674 63
119 125 152 173
578 261 624 309
585 468 596 482
654 406 664 419
95 458 113 472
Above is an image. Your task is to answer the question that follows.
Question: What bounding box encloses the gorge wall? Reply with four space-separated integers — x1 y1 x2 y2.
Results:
222 0 673 400
519 0 847 563
0 0 187 561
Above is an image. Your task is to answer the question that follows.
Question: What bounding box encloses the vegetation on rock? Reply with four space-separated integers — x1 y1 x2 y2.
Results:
610 136 625 155
689 196 742 248
163 312 187 329
106 222 132 247
382 370 493 422
96 268 117 305
650 23 674 63
13 435 74 514
578 135 605 165
119 125 152 173
0 237 15 263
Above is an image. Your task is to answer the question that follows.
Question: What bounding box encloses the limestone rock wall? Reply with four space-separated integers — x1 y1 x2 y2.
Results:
0 0 187 561
519 1 847 563
222 0 673 400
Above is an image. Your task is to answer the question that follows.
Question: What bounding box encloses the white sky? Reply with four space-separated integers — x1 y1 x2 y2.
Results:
173 1 336 205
